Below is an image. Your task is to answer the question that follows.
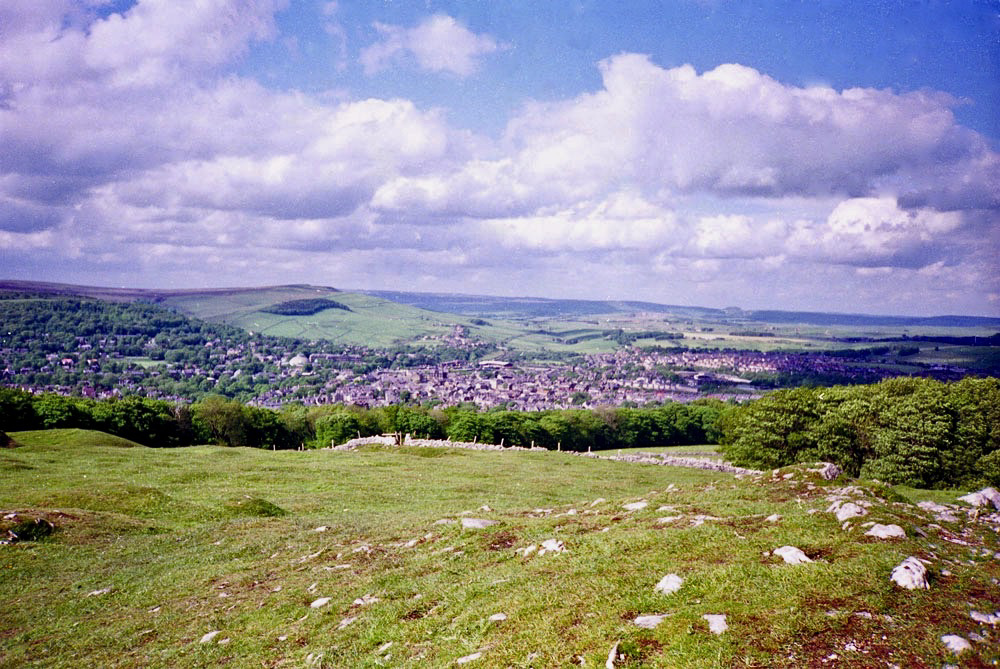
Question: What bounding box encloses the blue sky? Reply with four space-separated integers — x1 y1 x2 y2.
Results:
1 0 997 315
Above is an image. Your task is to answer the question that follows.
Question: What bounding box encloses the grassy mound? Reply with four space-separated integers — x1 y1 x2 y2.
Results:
10 428 145 449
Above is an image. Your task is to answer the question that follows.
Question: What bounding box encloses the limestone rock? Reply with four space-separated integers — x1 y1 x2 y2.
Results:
702 613 728 634
622 501 648 511
941 634 971 654
971 610 1000 625
890 556 929 589
488 613 507 622
864 524 906 539
310 597 332 608
765 514 782 523
633 614 670 629
958 487 1000 510
774 546 812 564
538 538 566 555
606 641 620 669
456 651 482 664
461 518 497 529
200 630 221 643
814 462 843 480
654 573 683 595
828 500 867 522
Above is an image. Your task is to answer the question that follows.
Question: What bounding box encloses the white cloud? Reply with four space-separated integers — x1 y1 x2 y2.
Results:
786 197 964 267
360 14 502 76
482 192 680 252
0 1 995 316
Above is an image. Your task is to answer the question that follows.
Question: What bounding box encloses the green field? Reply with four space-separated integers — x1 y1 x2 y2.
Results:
2 430 997 667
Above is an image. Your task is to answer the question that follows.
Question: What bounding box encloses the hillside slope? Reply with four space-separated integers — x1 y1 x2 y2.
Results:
1 434 997 667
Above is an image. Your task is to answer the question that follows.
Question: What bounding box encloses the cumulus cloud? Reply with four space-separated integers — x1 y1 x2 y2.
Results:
0 3 995 315
360 14 503 76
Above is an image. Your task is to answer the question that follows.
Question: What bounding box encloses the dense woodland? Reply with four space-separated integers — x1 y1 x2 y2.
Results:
719 376 1000 488
0 387 722 453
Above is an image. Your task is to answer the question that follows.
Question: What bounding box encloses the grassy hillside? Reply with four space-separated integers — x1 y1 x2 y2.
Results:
1 431 997 667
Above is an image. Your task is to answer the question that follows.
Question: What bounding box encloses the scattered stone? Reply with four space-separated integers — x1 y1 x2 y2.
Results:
917 501 959 523
353 594 379 607
461 518 497 529
606 640 620 668
890 556 929 589
517 545 537 557
456 651 482 664
86 587 112 597
765 514 782 523
971 610 1000 625
623 501 648 511
434 519 455 525
488 613 507 622
633 614 670 629
940 634 971 654
657 516 683 523
958 487 1000 510
376 642 393 654
703 614 728 634
314 526 329 532
218 638 231 645
590 498 606 507
654 573 683 595
479 505 492 512
865 524 906 539
828 501 867 522
200 630 221 643
310 597 332 608
337 616 357 630
538 539 566 555
774 546 812 564
813 463 843 480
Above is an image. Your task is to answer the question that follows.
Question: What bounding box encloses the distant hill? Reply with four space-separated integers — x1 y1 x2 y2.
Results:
362 290 727 320
362 289 1000 328
0 280 1000 336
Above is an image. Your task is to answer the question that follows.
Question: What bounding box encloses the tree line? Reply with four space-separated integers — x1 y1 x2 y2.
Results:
0 387 723 452
718 376 1000 488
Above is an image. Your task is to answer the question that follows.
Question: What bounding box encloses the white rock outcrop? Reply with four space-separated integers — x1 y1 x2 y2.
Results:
958 487 1000 510
654 573 684 595
890 556 929 589
702 614 728 634
774 546 812 564
461 518 497 529
633 614 670 629
864 524 906 539
940 634 971 654
810 463 842 480
538 539 566 555
828 500 868 522
622 501 648 511
971 610 1000 625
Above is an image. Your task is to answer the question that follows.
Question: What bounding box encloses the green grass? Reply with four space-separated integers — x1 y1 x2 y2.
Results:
2 430 997 667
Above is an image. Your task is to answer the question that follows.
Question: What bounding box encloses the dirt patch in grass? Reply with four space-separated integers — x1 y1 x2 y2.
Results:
482 529 518 551
0 508 161 545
